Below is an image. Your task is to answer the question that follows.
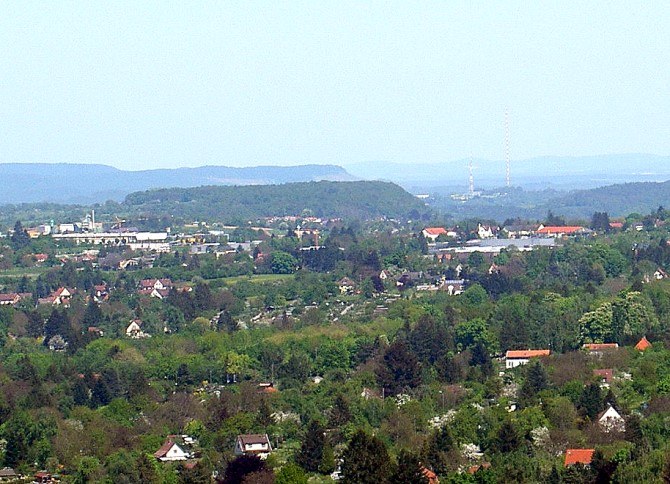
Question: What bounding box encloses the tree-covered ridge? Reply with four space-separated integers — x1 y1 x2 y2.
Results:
123 180 430 220
433 179 670 222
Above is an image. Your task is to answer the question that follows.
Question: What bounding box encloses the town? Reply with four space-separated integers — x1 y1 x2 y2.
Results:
0 203 668 483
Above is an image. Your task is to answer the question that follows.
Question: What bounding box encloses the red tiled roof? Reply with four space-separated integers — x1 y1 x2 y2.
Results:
467 462 491 474
582 343 618 351
154 439 176 458
537 226 584 235
609 222 624 229
423 227 448 236
421 466 440 483
635 336 652 351
593 369 613 383
505 349 550 359
564 449 594 467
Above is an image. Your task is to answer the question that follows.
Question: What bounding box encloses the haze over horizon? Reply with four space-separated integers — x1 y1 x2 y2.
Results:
1 2 669 171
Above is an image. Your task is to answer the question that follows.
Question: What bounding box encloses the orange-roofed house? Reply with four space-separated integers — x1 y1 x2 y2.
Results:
421 467 440 484
422 227 448 242
505 349 551 368
635 336 652 351
564 449 595 467
537 226 586 237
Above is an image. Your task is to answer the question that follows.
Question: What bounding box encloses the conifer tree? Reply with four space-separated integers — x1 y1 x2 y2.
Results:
296 420 326 473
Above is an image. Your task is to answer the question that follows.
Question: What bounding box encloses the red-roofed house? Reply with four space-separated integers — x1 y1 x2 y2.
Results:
421 466 440 483
422 227 448 242
0 293 20 306
505 349 551 368
154 439 188 462
609 222 624 230
537 226 586 237
467 462 491 475
582 343 619 351
564 449 595 467
635 336 652 351
593 369 614 385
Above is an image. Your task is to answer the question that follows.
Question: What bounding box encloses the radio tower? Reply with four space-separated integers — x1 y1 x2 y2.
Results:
468 156 475 197
505 109 511 188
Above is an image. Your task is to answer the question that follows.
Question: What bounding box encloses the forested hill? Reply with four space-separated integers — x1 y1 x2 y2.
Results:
549 180 670 218
0 163 356 204
123 181 429 220
434 179 670 221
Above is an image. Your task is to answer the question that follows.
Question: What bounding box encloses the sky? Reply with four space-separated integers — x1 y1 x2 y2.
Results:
1 2 669 170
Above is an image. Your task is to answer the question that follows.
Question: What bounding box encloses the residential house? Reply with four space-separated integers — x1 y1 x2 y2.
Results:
609 221 624 230
440 279 465 295
598 405 625 432
505 349 551 369
422 227 449 242
0 293 20 306
34 253 48 265
126 319 150 339
582 343 619 356
477 224 495 239
379 270 391 281
593 369 614 386
47 335 68 352
33 471 54 483
654 268 668 280
337 277 356 294
87 326 104 337
503 224 541 238
635 336 652 351
257 382 278 394
467 462 491 475
0 467 17 481
564 449 595 467
421 466 440 483
51 287 74 306
93 284 109 303
139 278 173 299
154 438 189 462
234 434 273 459
537 226 587 237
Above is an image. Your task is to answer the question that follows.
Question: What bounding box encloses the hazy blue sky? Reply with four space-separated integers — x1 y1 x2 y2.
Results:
1 2 668 170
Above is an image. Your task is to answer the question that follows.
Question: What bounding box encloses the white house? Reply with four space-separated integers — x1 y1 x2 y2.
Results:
597 405 625 432
126 319 149 339
154 439 188 462
234 434 273 459
505 349 551 369
477 224 495 239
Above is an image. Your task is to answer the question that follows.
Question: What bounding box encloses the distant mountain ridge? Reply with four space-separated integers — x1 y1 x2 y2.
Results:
345 154 670 190
0 163 357 204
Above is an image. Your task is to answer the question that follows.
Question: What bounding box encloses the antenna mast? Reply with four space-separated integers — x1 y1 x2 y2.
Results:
505 108 511 188
468 156 474 197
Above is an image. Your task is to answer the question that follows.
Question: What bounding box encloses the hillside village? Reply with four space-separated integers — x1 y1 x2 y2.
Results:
0 206 670 482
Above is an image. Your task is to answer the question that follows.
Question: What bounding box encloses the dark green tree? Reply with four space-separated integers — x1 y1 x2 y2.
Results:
376 340 422 395
519 361 549 406
296 420 326 473
492 421 521 453
341 430 391 484
329 394 352 428
423 425 456 475
392 449 427 483
577 383 604 420
10 221 30 249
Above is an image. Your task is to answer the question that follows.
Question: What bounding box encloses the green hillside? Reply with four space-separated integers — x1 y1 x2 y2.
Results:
123 180 429 221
